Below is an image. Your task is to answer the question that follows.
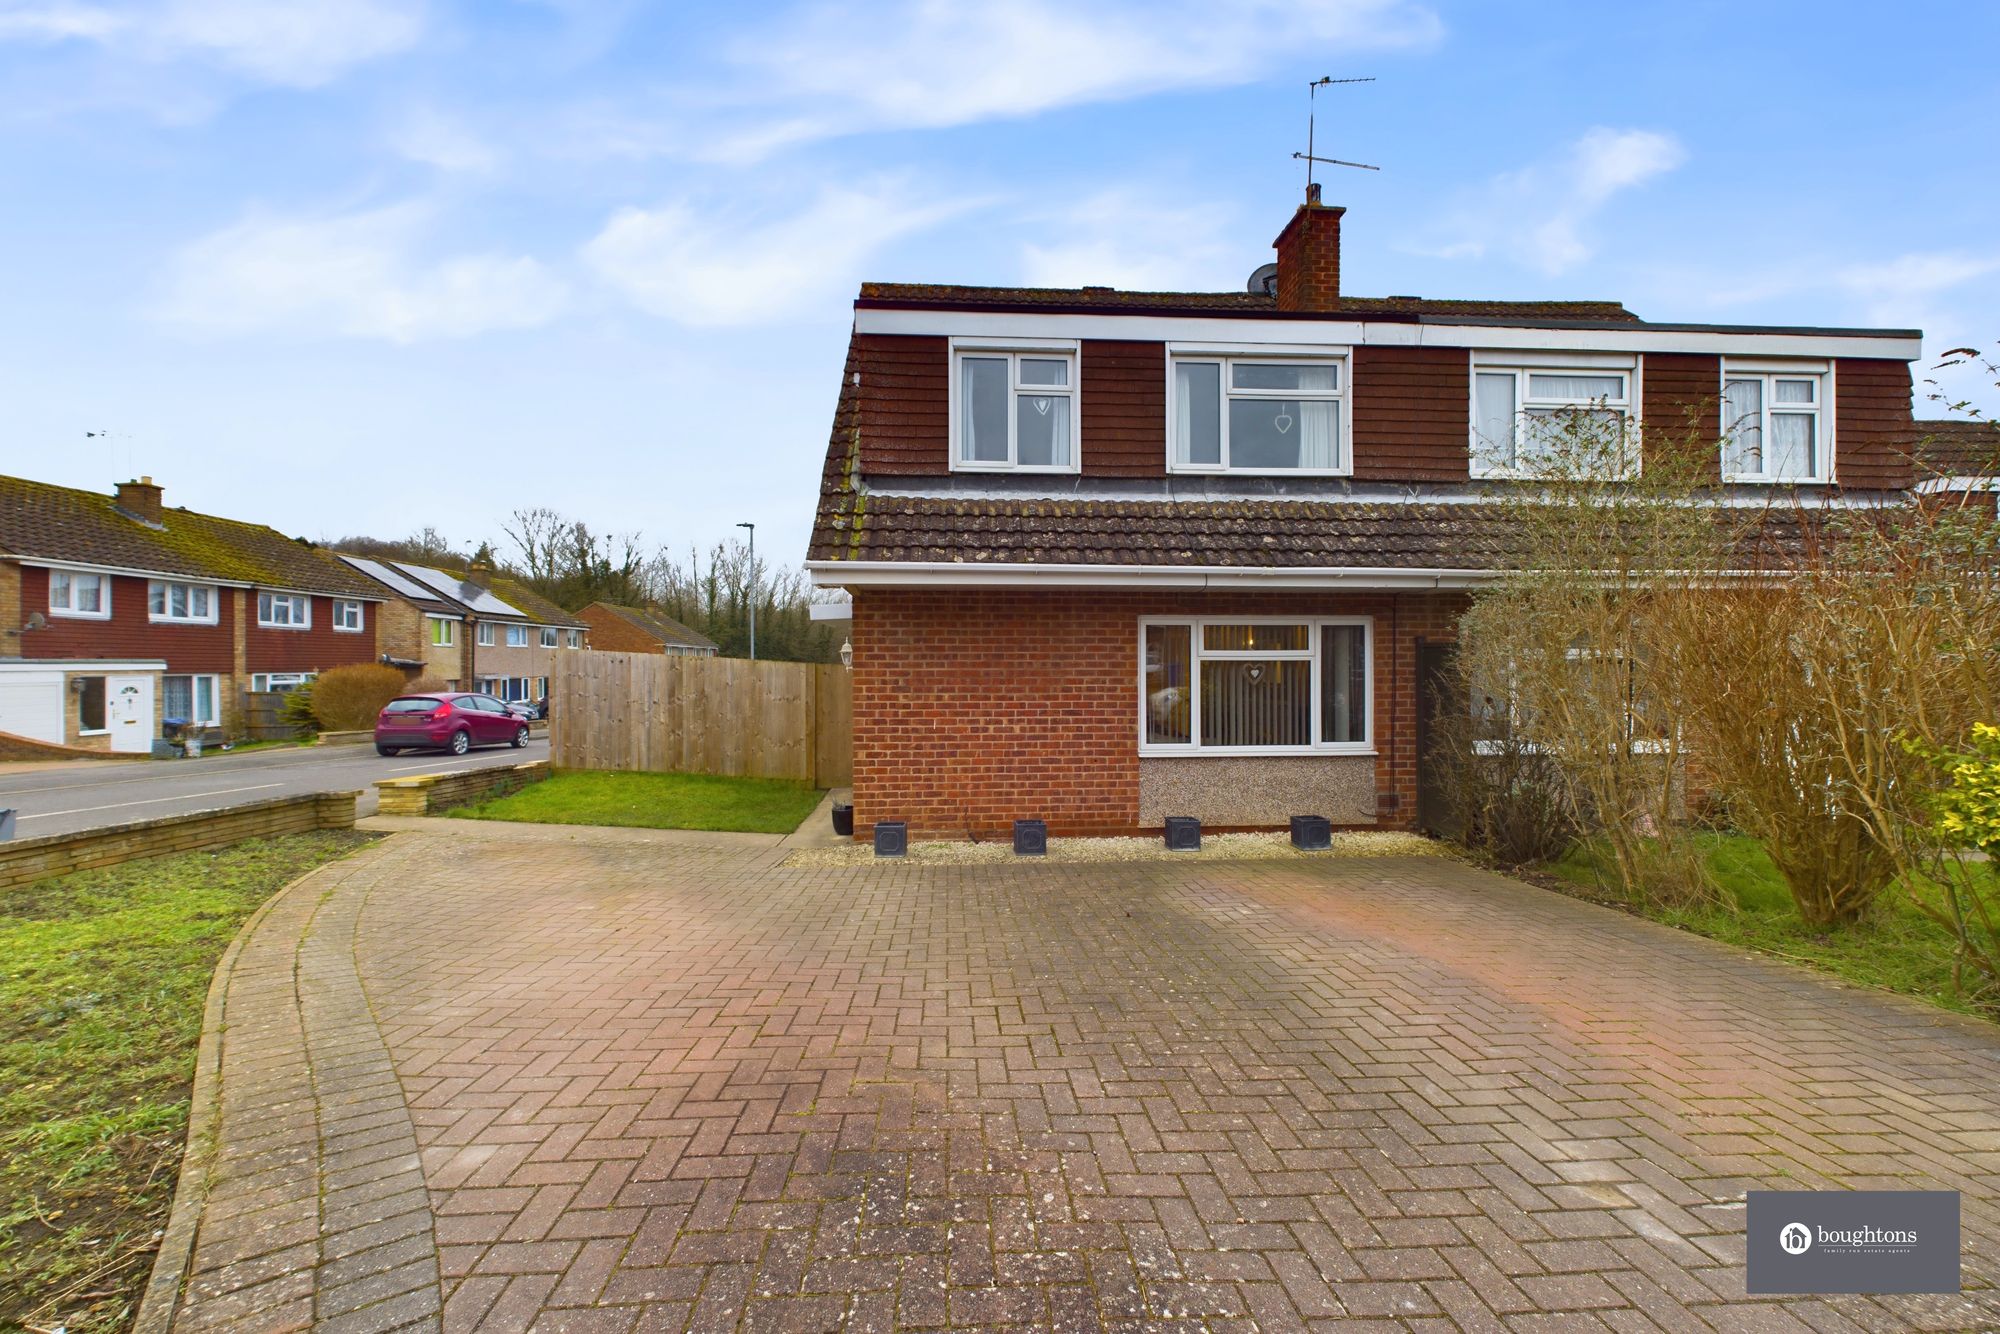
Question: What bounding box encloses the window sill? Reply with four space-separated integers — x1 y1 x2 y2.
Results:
949 462 1082 475
49 609 112 621
333 627 365 634
1166 466 1353 479
1140 746 1377 760
149 617 220 626
77 728 110 737
257 622 311 631
1722 475 1834 486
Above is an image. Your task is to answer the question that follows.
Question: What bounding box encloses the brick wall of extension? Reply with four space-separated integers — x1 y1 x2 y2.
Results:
849 587 1467 840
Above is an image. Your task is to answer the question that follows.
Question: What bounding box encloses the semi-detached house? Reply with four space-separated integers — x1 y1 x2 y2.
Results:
806 193 1928 839
0 474 384 752
341 555 588 701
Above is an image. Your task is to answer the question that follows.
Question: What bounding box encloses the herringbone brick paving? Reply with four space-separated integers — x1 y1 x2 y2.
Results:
168 826 2000 1331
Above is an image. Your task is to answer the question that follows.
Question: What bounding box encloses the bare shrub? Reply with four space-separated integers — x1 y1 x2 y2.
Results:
1430 672 1578 868
309 663 412 732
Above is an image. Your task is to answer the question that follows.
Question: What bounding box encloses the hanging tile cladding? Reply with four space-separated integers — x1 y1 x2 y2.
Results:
17 568 235 673
1640 354 1725 481
1080 340 1166 476
1351 346 1470 481
245 597 377 673
853 334 948 475
1835 359 1916 490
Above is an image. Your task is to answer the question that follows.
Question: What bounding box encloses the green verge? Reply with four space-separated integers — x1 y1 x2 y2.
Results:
446 769 825 835
1550 832 1987 1019
0 830 376 1334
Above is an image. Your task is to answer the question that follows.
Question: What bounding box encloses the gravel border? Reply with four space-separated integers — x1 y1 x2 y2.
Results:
783 829 1443 868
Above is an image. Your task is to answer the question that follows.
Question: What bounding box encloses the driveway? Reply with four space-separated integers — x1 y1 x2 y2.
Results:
0 736 548 836
155 824 2000 1332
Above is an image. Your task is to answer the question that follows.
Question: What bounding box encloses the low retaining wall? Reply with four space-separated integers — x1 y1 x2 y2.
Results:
0 791 360 893
375 760 549 817
0 729 130 763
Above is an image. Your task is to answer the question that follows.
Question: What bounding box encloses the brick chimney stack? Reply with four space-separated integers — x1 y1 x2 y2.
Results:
114 476 163 526
1272 184 1345 312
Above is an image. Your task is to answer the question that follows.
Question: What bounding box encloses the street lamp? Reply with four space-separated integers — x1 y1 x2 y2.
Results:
736 522 756 661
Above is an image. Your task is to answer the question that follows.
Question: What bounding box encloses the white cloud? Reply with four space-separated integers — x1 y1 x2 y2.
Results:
581 180 969 326
1419 127 1687 275
0 0 422 87
390 106 500 174
155 203 568 342
1020 189 1244 292
586 0 1440 162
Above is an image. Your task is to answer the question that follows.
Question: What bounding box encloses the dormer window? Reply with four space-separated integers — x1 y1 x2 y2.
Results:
1723 361 1830 483
1168 349 1348 474
949 339 1078 472
1472 361 1633 478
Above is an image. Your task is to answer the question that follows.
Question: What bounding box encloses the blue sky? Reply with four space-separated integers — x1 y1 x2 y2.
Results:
2 1 1995 569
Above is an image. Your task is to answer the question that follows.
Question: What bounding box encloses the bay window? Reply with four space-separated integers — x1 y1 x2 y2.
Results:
148 580 217 624
1723 363 1829 482
1473 365 1632 477
950 341 1079 472
257 592 310 628
1140 618 1371 755
1170 353 1347 473
49 570 109 618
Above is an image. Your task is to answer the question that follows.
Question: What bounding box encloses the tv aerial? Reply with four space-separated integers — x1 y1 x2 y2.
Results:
1293 75 1379 199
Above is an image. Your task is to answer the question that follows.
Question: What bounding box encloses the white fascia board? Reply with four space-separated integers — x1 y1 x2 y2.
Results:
15 556 254 588
807 560 1502 590
0 658 170 671
853 308 1923 363
807 600 855 621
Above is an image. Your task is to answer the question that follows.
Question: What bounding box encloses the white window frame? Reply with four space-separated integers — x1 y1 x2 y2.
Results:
251 672 315 693
162 673 222 727
539 626 559 648
474 621 493 646
331 599 365 632
1721 359 1834 484
430 617 456 647
49 569 112 620
1469 356 1638 479
505 624 529 647
257 591 311 629
147 579 218 625
947 337 1082 474
1137 615 1374 758
1166 344 1352 477
567 629 583 648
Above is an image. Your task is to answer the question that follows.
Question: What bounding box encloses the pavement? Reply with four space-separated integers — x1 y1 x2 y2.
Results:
150 821 2000 1332
0 736 550 837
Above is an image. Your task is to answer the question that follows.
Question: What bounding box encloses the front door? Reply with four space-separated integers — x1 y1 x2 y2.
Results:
106 674 155 753
1414 643 1462 838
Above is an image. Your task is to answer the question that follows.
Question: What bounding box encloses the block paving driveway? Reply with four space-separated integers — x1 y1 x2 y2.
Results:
161 823 2000 1332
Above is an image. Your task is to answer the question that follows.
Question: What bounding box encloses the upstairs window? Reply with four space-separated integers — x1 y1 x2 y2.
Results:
477 622 496 646
1723 363 1829 482
566 629 583 648
257 592 310 628
540 626 559 648
430 617 455 647
50 570 110 619
506 624 529 647
1473 366 1632 477
1170 354 1347 474
332 599 365 632
149 580 217 624
950 342 1078 472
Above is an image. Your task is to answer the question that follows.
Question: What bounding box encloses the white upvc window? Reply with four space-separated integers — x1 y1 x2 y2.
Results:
430 617 456 647
566 629 583 648
332 599 364 632
50 569 111 619
1472 364 1634 477
477 622 496 646
505 624 529 647
251 672 315 693
257 592 311 628
1723 361 1831 482
162 674 220 726
147 579 217 624
539 626 559 648
1138 617 1372 757
949 339 1080 472
1169 349 1349 475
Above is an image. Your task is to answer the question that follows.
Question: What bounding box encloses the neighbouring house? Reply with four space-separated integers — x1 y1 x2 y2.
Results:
0 474 386 751
1911 418 2000 514
806 190 1928 839
577 602 719 657
340 555 588 701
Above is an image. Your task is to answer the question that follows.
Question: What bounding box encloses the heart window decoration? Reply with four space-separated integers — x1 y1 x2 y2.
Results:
1245 663 1265 684
1273 412 1294 435
1033 397 1052 416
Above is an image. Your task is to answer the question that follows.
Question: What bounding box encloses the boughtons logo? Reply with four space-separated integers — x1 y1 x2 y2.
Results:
1780 1222 1813 1256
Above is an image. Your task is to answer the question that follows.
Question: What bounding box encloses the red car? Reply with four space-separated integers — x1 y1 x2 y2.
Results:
375 692 532 757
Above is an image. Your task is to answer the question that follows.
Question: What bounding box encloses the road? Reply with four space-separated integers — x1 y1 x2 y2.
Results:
0 737 550 838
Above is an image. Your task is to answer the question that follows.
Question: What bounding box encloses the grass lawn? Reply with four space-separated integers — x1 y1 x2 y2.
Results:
1549 833 1988 1018
447 769 826 835
0 831 375 1334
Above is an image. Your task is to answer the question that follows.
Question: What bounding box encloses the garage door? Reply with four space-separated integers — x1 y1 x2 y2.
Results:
0 669 64 745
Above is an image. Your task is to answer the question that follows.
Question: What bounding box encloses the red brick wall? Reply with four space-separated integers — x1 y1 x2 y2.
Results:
246 595 377 673
851 587 1465 839
20 568 235 673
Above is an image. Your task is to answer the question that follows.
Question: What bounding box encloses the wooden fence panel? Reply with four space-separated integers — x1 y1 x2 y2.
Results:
552 651 851 785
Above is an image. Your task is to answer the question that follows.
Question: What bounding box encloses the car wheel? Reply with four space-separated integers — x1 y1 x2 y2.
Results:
449 729 471 756
376 744 399 757
511 724 530 748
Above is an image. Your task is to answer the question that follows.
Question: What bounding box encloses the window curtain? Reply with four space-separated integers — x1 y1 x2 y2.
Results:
1723 378 1763 474
1199 660 1310 747
1174 362 1221 465
1768 412 1815 478
1296 400 1337 469
1474 373 1517 470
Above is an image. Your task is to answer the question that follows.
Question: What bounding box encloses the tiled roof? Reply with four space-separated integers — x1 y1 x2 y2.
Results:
1911 420 2000 478
0 473 380 596
480 575 587 629
594 603 718 651
856 281 1640 323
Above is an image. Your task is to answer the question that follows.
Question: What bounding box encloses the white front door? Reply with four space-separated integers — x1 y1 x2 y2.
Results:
106 674 155 753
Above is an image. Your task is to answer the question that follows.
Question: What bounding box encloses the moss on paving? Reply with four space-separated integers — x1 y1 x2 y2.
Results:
447 769 825 835
0 831 375 1334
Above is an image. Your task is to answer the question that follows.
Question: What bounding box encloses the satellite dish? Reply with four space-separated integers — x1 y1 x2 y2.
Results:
1247 262 1278 296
